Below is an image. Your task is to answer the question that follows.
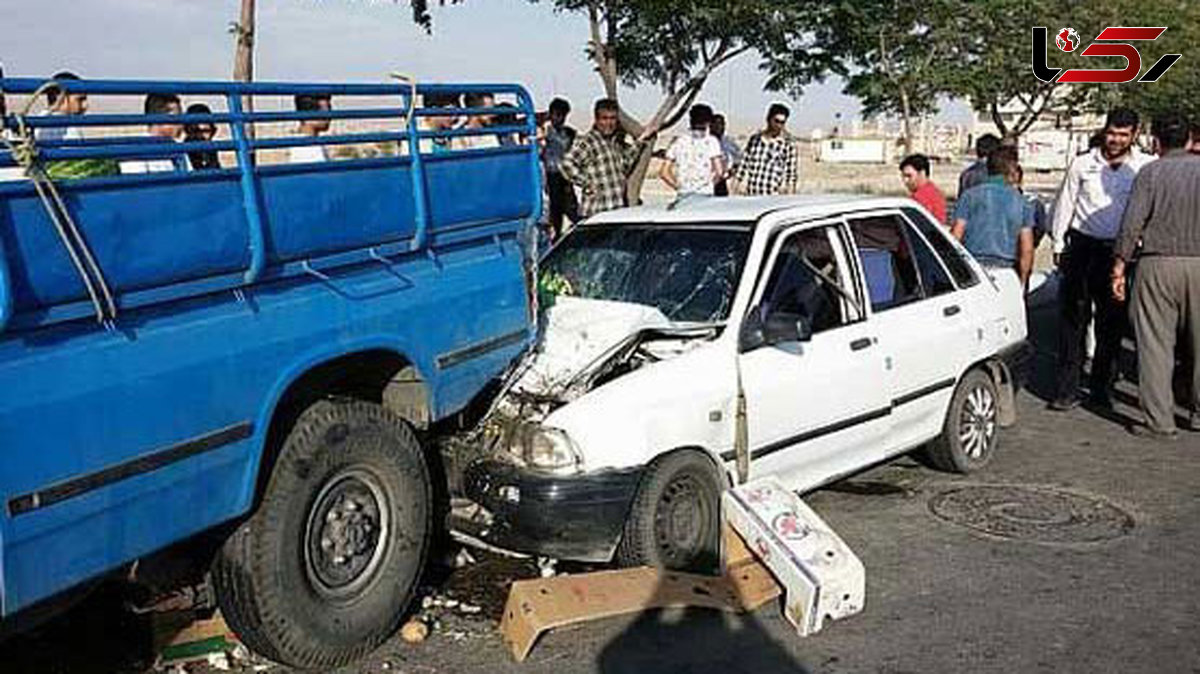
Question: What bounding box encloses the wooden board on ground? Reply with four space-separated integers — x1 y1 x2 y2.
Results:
499 527 782 662
723 524 784 611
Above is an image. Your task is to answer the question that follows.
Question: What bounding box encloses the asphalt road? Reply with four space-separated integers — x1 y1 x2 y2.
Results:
356 302 1200 674
4 303 1198 674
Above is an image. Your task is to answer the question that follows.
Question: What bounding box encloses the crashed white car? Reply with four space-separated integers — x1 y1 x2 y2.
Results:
452 195 1028 570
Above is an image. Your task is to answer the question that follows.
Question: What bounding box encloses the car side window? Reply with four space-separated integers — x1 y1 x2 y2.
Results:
760 227 850 335
905 218 956 297
902 206 980 288
848 215 923 312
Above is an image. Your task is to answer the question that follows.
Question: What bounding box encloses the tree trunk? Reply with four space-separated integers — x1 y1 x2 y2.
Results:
898 85 913 156
623 82 705 204
989 100 1009 138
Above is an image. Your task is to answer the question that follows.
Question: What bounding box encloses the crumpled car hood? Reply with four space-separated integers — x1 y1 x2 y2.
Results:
510 297 671 398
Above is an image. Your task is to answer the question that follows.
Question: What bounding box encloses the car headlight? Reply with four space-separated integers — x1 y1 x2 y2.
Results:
506 423 583 472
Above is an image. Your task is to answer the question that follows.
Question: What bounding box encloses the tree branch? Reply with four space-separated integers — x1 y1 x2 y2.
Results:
1017 81 1059 136
587 1 619 100
660 83 705 130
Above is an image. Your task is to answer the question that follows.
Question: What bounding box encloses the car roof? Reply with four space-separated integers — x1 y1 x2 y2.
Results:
582 194 919 227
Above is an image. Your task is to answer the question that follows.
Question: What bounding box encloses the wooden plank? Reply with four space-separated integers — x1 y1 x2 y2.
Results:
499 533 785 663
723 525 784 611
500 567 744 662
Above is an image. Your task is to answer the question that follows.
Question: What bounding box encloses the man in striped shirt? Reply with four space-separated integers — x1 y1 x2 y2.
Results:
733 103 798 196
560 98 654 218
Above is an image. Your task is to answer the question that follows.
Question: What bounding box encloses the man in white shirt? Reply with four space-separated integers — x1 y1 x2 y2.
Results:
288 93 333 164
121 93 189 174
660 104 724 198
1048 108 1154 411
36 71 88 145
711 113 741 197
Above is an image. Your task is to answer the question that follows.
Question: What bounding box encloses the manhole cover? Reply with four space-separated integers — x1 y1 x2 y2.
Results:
929 485 1134 543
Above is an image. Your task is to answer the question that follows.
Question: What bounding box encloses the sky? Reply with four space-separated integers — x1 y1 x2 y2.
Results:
1 0 973 134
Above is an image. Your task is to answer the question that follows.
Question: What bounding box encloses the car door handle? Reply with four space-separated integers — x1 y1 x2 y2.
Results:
850 337 875 351
943 305 961 317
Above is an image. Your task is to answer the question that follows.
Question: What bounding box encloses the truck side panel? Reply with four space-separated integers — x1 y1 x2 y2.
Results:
0 232 529 614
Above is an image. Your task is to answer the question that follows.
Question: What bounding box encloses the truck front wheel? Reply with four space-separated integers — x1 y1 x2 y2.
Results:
212 399 431 669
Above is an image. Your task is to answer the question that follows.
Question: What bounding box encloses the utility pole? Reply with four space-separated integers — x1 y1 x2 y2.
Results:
233 0 255 84
232 0 256 136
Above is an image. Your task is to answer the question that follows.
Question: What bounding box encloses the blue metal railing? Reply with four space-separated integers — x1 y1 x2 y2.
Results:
0 76 542 333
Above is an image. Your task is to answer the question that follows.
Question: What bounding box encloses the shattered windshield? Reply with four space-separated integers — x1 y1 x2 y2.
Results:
540 225 753 323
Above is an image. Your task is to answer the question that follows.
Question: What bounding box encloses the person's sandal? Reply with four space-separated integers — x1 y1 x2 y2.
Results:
1128 424 1179 441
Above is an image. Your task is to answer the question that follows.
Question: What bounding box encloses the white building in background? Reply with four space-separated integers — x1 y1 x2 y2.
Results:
970 88 1104 171
815 137 890 164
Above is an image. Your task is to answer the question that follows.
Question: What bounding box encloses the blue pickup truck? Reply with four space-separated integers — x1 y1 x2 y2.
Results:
0 76 540 667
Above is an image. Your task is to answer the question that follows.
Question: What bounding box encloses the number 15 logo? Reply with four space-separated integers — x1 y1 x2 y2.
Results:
1032 26 1182 83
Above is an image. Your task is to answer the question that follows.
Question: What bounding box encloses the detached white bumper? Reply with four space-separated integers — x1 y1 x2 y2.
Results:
723 477 865 636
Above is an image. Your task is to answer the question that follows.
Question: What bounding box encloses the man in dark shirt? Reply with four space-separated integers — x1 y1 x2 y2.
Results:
958 133 1000 197
540 97 578 241
184 103 221 170
1112 113 1200 438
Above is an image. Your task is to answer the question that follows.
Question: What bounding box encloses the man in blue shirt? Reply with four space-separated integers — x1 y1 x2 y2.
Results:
957 133 1000 196
951 149 1035 289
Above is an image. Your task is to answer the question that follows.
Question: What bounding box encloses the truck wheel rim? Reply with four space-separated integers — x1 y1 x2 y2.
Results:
959 385 997 460
304 467 391 600
654 472 712 567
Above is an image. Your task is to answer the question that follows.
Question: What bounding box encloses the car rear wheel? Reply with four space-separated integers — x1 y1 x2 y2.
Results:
211 399 431 669
922 369 1000 473
615 450 723 573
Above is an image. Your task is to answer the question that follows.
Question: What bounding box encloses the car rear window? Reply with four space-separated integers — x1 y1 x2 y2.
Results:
902 207 979 289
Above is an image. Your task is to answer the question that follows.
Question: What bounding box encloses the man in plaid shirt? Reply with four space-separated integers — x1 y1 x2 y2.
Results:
560 98 654 218
734 103 799 196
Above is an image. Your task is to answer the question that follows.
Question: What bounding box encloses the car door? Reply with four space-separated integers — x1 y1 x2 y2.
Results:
845 210 977 451
736 220 891 492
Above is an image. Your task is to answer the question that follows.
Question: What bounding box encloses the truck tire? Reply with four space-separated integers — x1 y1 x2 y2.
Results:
212 399 430 669
922 369 1000 473
615 450 723 573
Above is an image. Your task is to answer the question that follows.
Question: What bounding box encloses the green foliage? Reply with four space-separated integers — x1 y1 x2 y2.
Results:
1081 0 1200 123
761 0 961 120
760 0 1198 139
956 0 1198 134
44 159 120 180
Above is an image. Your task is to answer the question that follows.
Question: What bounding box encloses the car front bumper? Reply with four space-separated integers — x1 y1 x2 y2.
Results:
456 460 643 563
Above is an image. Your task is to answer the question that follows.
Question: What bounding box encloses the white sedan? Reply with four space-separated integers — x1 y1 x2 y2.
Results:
451 195 1029 570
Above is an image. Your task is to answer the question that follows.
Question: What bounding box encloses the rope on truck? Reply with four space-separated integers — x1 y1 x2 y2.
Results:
1 80 117 323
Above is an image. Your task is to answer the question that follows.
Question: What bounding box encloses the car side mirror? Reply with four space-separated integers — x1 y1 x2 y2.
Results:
764 311 811 345
740 305 812 352
739 307 766 352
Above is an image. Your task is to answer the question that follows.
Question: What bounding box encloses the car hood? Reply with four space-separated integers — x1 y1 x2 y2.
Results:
510 297 673 399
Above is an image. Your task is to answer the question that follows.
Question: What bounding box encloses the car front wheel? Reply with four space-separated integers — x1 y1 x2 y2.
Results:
615 450 723 573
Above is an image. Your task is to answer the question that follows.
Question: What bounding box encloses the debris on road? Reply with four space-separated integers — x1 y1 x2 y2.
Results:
151 610 249 671
500 566 754 661
536 556 558 578
400 619 430 644
497 477 868 660
724 477 866 636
